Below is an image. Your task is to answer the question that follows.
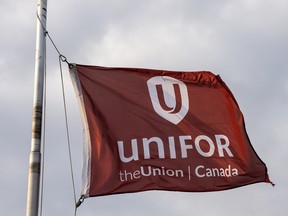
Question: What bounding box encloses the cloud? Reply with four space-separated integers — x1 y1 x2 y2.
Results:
1 0 287 215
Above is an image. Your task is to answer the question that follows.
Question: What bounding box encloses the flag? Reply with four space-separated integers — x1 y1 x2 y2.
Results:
69 64 272 198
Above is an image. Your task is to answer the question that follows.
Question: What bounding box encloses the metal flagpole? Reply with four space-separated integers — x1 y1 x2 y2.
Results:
26 0 48 215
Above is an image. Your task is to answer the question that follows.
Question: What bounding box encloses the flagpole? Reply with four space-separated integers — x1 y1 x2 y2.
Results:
26 0 47 215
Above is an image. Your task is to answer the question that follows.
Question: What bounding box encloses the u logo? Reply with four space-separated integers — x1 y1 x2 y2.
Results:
147 76 189 124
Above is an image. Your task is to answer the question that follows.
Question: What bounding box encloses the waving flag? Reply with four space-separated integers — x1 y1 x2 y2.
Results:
69 64 272 198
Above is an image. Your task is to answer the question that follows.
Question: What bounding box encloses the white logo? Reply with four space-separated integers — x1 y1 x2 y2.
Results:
147 76 189 124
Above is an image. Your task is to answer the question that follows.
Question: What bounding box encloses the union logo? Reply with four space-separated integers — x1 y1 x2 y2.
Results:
147 76 189 124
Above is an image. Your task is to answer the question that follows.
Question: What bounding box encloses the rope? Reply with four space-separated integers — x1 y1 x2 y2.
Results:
36 12 82 215
58 56 78 215
36 13 69 64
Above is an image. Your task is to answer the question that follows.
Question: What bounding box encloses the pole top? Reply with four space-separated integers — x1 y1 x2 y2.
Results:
37 0 47 5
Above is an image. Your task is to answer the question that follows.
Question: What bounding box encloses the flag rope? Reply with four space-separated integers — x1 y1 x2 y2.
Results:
36 13 70 65
36 12 80 215
58 55 78 213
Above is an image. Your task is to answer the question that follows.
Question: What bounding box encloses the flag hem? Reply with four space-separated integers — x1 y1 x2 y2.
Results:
69 64 91 197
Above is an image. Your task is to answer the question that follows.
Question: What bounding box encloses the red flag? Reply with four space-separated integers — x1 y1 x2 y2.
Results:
69 64 272 198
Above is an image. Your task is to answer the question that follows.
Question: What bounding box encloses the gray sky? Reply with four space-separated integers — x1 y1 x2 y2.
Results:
1 0 287 215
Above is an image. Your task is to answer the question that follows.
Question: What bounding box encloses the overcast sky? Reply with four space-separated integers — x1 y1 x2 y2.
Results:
1 0 287 215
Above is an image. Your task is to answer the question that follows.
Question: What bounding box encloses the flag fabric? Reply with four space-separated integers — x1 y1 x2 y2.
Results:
69 64 272 198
